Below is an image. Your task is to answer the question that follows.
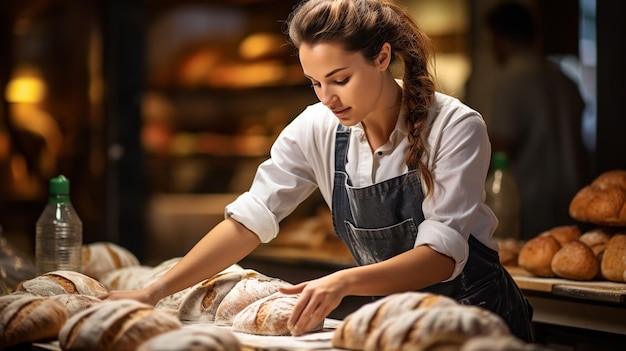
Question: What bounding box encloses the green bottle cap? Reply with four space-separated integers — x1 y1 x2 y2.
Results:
491 152 509 170
49 175 70 195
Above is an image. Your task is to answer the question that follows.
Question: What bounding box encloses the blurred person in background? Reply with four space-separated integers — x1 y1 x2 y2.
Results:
485 1 591 240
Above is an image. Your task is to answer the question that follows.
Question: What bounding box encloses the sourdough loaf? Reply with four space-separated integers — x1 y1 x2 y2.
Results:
58 299 182 351
569 170 626 226
100 265 153 291
81 242 140 281
231 292 323 336
0 294 68 347
136 327 241 351
517 235 561 277
49 293 102 317
331 292 458 351
550 240 599 280
539 225 581 245
178 269 262 322
460 334 551 351
15 270 108 297
363 305 510 351
600 232 626 282
215 275 292 326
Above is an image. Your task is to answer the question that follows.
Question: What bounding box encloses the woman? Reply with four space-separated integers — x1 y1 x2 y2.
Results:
105 0 533 342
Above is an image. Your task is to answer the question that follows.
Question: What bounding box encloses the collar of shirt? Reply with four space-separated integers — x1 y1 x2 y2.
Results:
346 109 409 187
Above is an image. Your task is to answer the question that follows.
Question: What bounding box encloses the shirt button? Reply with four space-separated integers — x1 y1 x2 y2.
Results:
377 151 383 155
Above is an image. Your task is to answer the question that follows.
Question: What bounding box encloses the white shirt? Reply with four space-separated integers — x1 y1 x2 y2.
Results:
225 92 497 280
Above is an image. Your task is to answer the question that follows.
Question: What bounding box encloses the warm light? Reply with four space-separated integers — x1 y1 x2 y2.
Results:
239 32 285 60
5 66 47 103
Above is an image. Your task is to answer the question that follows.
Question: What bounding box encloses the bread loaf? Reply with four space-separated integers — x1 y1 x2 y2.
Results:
600 232 626 282
363 305 510 351
569 170 626 226
331 292 458 351
178 269 262 322
0 294 68 347
15 270 108 297
100 265 153 291
550 240 599 280
82 242 140 281
49 293 102 317
58 299 182 351
460 334 550 351
136 327 241 351
215 275 292 326
517 235 561 277
579 228 615 258
232 292 323 336
539 225 581 245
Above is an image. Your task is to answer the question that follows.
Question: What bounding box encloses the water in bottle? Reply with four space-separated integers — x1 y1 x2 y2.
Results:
35 175 83 275
485 152 521 240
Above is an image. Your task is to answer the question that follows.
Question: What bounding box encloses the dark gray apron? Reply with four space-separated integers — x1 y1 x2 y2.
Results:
331 124 534 342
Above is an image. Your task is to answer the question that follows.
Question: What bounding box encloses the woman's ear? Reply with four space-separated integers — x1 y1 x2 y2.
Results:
376 42 392 71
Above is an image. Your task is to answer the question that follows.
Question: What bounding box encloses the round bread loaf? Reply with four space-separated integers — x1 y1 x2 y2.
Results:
215 276 292 326
579 228 616 264
100 265 153 291
15 270 108 297
136 327 241 351
58 299 182 351
82 242 140 281
178 269 262 322
232 292 323 336
363 305 510 351
0 294 68 347
551 240 599 280
569 170 626 226
600 232 626 282
517 235 561 277
49 293 102 317
331 292 458 351
539 225 581 245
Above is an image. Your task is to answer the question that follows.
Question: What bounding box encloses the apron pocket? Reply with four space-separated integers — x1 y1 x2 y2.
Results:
343 219 418 265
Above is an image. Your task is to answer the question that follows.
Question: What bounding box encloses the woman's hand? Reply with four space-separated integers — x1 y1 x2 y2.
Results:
279 271 348 336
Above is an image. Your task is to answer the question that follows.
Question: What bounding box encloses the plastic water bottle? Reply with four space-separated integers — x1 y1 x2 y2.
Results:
35 175 83 275
485 152 521 240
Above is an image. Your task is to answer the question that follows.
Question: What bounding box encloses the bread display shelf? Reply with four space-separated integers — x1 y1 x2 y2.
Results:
506 266 626 304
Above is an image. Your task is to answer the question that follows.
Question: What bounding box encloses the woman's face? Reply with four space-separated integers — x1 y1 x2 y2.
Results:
299 41 391 126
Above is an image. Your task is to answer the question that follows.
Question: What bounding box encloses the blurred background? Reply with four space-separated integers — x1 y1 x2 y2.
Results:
0 0 623 266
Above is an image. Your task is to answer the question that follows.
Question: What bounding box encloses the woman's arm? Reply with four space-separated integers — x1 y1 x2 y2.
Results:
103 218 261 305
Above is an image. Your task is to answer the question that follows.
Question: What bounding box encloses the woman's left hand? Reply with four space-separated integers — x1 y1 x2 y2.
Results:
279 272 348 336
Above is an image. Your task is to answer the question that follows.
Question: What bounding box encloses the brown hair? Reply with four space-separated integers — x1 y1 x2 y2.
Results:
285 0 436 195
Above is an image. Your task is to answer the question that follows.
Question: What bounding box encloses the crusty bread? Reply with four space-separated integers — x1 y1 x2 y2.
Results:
58 299 182 351
331 292 458 351
517 235 561 277
460 334 550 351
215 276 292 326
363 305 510 351
82 242 140 281
550 240 599 280
579 228 615 258
100 265 153 291
178 269 262 322
539 225 581 245
136 327 241 351
0 294 68 347
232 292 323 336
49 293 102 317
15 270 108 297
569 170 626 227
600 232 626 282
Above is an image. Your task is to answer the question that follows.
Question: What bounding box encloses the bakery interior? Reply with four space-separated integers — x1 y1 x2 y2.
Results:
1 0 626 349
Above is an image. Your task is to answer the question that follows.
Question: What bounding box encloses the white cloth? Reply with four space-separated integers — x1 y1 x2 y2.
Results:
225 92 497 279
489 50 588 239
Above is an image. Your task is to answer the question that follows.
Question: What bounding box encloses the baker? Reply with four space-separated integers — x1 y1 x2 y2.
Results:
103 0 534 342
